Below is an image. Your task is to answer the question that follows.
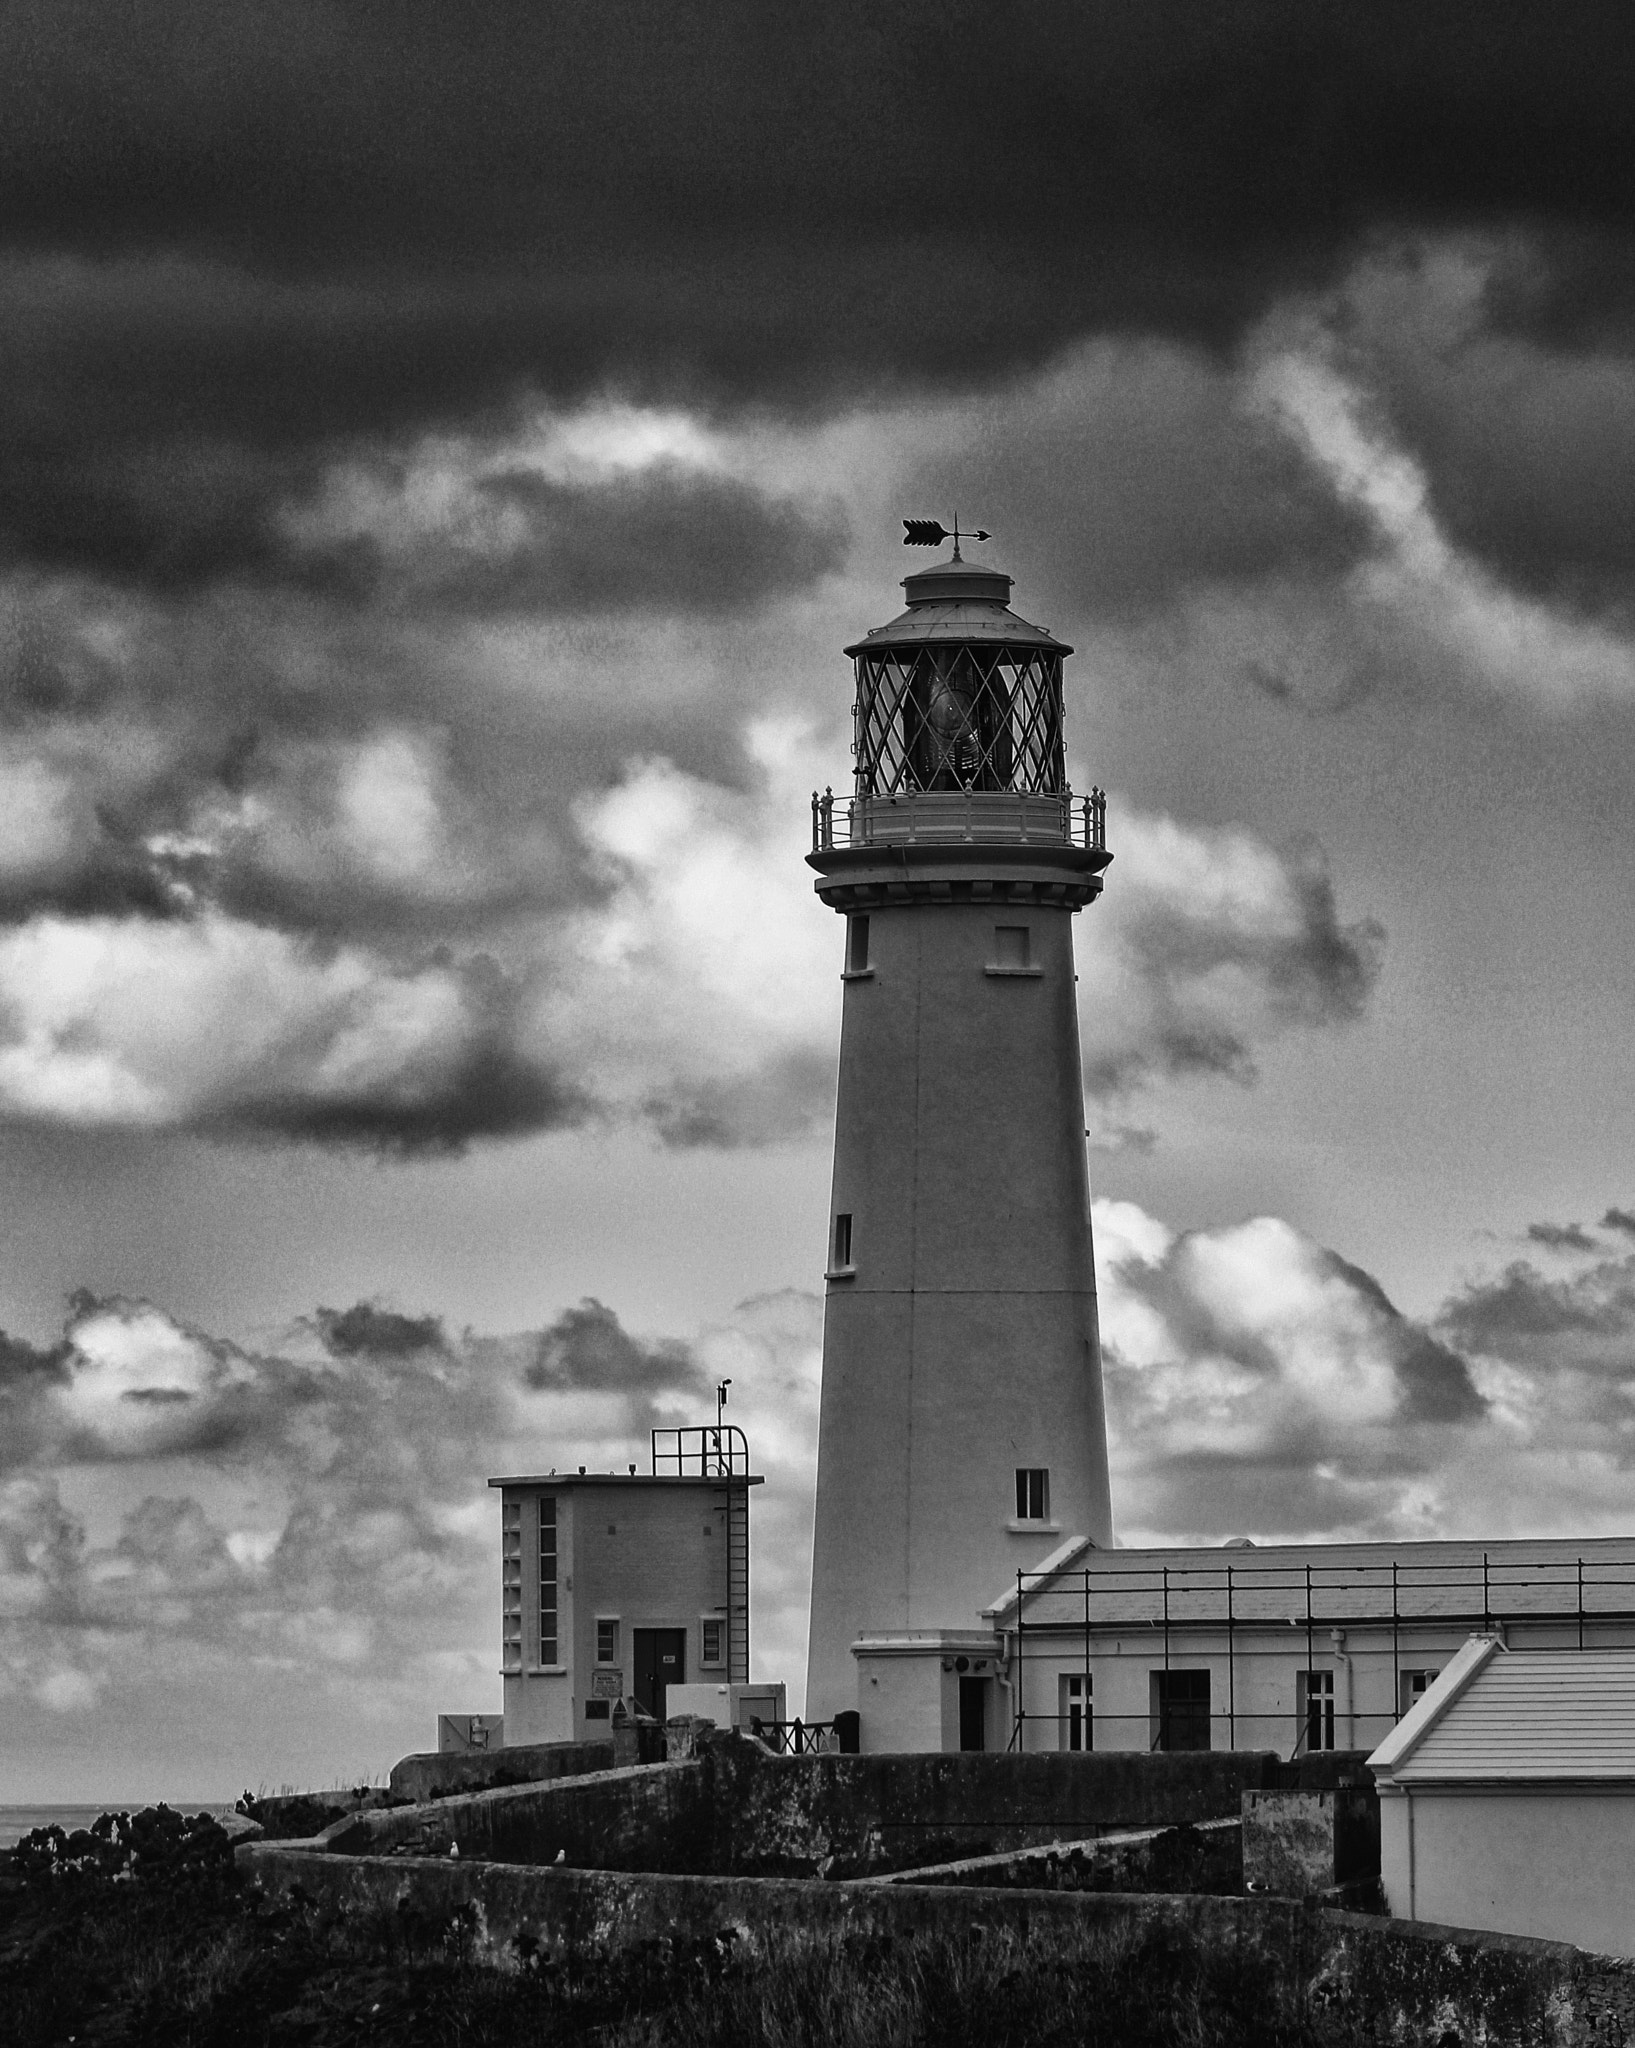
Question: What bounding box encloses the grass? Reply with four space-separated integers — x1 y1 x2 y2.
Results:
0 1808 1376 2047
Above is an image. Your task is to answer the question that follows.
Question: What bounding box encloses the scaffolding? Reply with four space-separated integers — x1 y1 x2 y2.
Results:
1005 1551 1635 1757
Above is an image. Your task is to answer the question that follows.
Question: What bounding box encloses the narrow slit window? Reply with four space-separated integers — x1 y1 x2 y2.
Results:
1014 1467 1049 1521
993 925 1030 970
832 1212 853 1269
538 1496 558 1666
702 1618 725 1667
847 915 870 974
596 1618 618 1665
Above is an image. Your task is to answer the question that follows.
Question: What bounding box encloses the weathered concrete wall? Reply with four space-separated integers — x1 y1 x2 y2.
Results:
319 1760 713 1873
237 1842 1635 2045
875 1818 1242 1894
1242 1789 1379 1897
710 1743 1285 1877
389 1738 615 1805
320 1740 1290 1879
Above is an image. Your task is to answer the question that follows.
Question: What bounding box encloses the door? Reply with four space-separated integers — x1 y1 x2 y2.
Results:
632 1628 686 1721
1153 1669 1211 1751
958 1676 988 1752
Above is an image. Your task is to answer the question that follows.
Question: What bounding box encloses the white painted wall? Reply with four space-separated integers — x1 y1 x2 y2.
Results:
1380 1787 1635 1957
805 891 1113 1721
498 1479 739 1746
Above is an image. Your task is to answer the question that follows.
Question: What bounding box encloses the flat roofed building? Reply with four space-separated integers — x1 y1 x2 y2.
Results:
490 1427 761 1746
1370 1637 1635 1955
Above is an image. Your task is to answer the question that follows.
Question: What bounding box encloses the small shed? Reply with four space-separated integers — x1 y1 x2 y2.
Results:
1369 1636 1635 1956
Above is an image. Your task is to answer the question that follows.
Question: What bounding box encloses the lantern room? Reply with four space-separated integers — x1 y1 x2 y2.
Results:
817 551 1105 861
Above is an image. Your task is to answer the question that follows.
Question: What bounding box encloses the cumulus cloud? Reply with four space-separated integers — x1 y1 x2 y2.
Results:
1099 1200 1635 1553
1081 803 1383 1101
1097 1202 1485 1545
0 1282 821 1779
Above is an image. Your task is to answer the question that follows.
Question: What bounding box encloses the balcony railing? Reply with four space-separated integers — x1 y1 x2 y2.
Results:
811 787 1106 853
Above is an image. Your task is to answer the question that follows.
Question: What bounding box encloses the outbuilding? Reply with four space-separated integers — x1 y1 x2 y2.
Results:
1368 1635 1635 1956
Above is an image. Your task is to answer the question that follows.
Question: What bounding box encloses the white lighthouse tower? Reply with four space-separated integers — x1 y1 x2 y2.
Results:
804 539 1115 1752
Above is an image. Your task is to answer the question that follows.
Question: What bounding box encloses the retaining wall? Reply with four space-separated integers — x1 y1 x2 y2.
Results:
388 1739 615 1806
321 1740 1291 1879
238 1843 1635 2046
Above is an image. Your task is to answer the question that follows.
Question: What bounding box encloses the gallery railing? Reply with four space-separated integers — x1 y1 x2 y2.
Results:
1004 1551 1635 1758
811 787 1106 853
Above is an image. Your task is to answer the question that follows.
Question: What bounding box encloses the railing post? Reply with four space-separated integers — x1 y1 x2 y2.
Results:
1227 1564 1235 1750
1483 1550 1491 1633
1083 1565 1092 1755
1392 1561 1400 1722
1579 1555 1586 1651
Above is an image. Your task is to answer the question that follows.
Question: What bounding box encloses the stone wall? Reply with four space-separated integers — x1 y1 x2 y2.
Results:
323 1739 1289 1879
237 1843 1635 2045
388 1738 615 1806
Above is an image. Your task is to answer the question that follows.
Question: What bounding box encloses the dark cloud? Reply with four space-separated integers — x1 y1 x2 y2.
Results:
1604 1208 1635 1236
0 1328 69 1387
418 470 848 619
315 1303 445 1359
1 2 1634 601
1527 1220 1601 1253
1439 1253 1635 1364
524 1298 705 1399
914 346 1376 623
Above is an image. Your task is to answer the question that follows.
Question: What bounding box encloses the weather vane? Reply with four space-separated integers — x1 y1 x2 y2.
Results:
902 516 991 561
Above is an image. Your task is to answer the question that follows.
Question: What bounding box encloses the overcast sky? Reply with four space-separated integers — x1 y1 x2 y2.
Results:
5 2 1635 1801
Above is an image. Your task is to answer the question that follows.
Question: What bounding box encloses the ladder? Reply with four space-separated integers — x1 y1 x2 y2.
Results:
726 1481 750 1683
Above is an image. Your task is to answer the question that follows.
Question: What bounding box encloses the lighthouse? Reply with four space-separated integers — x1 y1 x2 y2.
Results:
804 540 1115 1752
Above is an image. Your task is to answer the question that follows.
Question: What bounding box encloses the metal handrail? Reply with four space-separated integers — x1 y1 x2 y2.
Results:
811 786 1106 853
650 1425 750 1480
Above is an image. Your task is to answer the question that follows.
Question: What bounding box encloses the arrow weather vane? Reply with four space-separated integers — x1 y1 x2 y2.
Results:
902 515 991 560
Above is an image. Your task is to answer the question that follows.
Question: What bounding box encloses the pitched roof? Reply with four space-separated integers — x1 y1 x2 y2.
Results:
1369 1638 1635 1783
994 1535 1635 1633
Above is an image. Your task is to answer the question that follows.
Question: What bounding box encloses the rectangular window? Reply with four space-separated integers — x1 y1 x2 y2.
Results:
846 915 870 974
1399 1669 1439 1718
832 1212 853 1270
1153 1669 1211 1752
502 1500 523 1670
1060 1672 1092 1753
701 1618 725 1667
596 1618 619 1665
1299 1668 1336 1752
994 924 1030 969
538 1495 558 1667
1014 1467 1049 1521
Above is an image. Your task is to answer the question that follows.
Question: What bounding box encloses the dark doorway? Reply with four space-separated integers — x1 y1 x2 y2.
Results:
1153 1669 1211 1751
958 1676 988 1752
632 1628 686 1721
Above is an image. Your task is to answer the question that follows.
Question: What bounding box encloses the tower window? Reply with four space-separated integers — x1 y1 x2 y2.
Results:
832 1213 853 1271
1015 1467 1049 1521
846 915 871 974
597 1618 619 1665
701 1618 725 1667
986 925 1040 976
538 1496 558 1667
